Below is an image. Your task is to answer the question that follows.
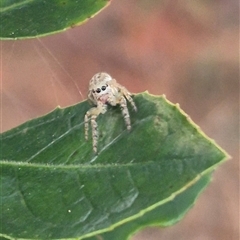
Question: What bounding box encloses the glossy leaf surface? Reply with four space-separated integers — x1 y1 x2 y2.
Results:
0 93 228 239
85 172 212 240
0 0 110 39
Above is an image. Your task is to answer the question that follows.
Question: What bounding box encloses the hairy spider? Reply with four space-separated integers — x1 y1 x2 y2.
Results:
84 72 137 153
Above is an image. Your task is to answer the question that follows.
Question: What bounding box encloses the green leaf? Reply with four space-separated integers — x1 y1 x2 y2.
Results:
85 172 212 240
0 0 110 39
0 92 228 239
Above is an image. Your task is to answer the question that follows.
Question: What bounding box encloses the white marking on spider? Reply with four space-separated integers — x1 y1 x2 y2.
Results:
84 72 137 153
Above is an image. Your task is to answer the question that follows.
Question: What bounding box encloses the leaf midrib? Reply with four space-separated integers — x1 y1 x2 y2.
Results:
0 0 34 13
0 159 158 170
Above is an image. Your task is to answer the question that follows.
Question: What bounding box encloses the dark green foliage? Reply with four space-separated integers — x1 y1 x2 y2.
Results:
0 93 228 239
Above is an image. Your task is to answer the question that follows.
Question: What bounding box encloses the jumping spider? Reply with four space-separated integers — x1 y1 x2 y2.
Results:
85 72 137 153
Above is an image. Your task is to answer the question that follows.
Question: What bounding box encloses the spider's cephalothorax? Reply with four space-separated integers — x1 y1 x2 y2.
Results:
85 72 137 153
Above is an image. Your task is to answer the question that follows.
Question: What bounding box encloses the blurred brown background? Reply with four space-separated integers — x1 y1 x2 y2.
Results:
1 0 239 239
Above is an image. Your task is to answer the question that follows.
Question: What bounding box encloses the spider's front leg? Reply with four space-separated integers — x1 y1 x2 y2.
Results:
119 96 133 131
85 103 107 153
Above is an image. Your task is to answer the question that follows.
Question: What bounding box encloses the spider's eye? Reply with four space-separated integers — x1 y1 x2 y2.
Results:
96 88 101 93
101 86 107 91
92 90 95 93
